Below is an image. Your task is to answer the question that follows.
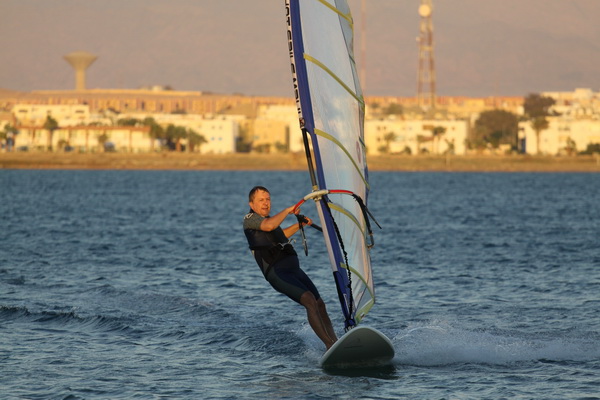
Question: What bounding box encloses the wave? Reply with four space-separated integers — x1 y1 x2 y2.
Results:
0 304 143 336
1 284 283 352
392 321 600 366
1 283 227 337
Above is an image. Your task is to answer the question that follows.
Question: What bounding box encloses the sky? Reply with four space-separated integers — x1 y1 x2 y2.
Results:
1 0 599 98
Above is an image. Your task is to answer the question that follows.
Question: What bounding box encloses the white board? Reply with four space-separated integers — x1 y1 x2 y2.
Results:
319 326 395 369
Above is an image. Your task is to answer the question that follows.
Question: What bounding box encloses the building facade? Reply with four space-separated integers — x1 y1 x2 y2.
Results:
9 104 239 154
365 118 468 155
519 88 600 155
4 87 599 156
519 117 600 155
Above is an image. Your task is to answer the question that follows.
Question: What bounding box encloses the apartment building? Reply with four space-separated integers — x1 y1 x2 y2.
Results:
4 88 599 156
519 88 600 155
519 117 600 155
365 118 468 155
11 104 90 126
9 104 239 153
253 105 303 153
121 112 238 154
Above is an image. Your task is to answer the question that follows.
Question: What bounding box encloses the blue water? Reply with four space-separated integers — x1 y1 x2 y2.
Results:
1 170 599 399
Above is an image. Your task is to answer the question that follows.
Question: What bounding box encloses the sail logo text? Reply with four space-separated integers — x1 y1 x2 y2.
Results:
285 0 303 121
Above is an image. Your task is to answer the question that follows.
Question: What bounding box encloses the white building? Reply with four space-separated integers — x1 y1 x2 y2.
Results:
519 117 600 155
198 117 238 154
365 118 468 155
542 88 600 118
255 105 471 156
254 105 303 153
107 112 239 154
9 104 239 153
12 104 90 127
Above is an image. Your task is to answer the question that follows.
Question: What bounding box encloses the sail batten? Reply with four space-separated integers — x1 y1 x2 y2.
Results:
287 0 374 330
314 129 369 188
315 0 353 24
303 54 364 105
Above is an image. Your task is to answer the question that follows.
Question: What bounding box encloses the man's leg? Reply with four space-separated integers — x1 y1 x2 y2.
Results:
300 291 336 350
316 298 337 343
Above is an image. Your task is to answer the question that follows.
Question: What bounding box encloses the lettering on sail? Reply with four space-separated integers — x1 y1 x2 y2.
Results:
285 0 303 124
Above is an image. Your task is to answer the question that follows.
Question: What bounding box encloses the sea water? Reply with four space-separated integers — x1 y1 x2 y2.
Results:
1 170 599 399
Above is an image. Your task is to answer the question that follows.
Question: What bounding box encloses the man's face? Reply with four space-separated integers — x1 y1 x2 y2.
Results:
249 190 271 217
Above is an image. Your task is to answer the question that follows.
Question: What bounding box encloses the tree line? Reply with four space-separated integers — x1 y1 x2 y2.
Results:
1 115 207 153
116 117 207 152
472 93 557 154
470 93 597 154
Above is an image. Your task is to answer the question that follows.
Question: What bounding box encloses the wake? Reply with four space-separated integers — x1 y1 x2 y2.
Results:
392 321 600 366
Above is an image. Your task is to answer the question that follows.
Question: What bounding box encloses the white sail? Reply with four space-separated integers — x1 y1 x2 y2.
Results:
287 0 374 329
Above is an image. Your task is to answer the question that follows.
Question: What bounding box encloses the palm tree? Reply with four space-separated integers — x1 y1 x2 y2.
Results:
1 124 18 151
0 129 6 150
97 133 109 152
381 131 397 154
531 116 550 155
187 129 207 153
143 117 164 151
432 126 447 154
523 93 556 155
565 137 577 156
43 115 59 151
165 124 188 151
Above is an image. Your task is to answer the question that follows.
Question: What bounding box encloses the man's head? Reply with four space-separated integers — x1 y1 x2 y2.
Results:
248 186 271 217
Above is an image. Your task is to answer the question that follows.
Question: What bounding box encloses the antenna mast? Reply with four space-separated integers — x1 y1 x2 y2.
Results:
417 0 436 109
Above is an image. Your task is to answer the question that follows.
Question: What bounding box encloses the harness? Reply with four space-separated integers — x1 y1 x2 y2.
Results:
244 224 297 279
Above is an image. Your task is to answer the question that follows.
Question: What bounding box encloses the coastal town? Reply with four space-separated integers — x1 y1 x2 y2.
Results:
1 86 599 160
3 0 599 172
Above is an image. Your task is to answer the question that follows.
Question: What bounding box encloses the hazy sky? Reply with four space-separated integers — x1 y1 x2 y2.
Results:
1 0 599 97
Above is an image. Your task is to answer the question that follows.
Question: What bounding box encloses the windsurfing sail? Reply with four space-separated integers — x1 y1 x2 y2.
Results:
286 0 376 330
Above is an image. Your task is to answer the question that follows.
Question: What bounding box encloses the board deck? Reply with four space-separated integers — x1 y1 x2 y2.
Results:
319 326 395 369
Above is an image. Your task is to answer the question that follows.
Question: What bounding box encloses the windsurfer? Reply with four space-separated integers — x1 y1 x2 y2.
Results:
243 186 338 350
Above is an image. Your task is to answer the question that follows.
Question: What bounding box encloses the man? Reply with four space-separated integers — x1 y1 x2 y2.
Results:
243 186 338 350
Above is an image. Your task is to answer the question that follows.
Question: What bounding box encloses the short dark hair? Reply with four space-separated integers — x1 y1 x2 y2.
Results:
248 186 269 202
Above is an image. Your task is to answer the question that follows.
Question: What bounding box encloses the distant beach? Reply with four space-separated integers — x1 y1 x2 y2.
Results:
1 152 599 172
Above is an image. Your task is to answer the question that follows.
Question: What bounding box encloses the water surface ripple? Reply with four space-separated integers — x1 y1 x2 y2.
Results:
1 170 599 399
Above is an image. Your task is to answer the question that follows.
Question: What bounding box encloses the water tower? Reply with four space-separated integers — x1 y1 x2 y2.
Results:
63 51 97 91
416 0 436 109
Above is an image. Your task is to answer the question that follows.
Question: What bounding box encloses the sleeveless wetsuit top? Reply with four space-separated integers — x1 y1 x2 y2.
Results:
243 212 297 278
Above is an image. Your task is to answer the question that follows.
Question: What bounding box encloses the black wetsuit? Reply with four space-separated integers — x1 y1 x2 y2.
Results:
243 211 320 304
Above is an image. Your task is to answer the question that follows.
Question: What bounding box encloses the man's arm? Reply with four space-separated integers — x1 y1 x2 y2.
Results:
260 206 312 238
282 216 312 238
259 205 296 232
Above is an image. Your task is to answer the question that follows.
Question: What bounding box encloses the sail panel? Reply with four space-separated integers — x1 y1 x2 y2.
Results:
287 0 374 327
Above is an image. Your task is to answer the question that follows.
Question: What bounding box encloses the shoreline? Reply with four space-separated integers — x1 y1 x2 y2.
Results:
1 152 599 172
